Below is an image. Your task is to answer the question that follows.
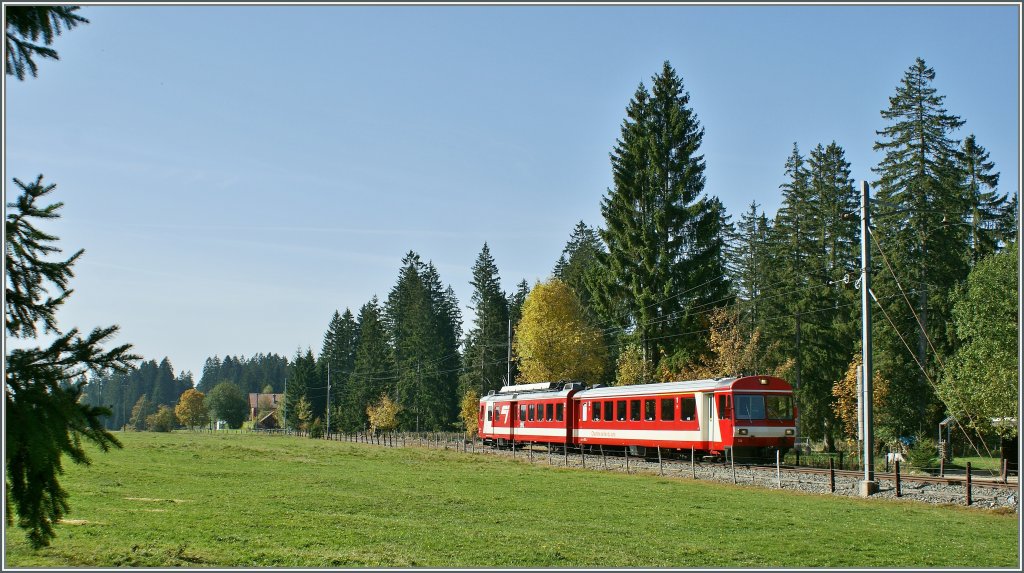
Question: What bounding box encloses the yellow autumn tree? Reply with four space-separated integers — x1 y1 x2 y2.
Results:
832 353 890 442
513 279 607 383
615 343 650 386
174 388 209 430
458 389 480 437
366 393 400 434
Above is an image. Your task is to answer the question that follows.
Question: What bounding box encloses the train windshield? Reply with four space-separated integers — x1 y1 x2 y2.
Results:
735 394 793 420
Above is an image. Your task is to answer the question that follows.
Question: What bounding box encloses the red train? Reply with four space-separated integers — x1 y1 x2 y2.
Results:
478 376 797 460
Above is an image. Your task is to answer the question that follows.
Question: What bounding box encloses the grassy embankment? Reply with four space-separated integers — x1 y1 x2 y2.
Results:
4 432 1018 568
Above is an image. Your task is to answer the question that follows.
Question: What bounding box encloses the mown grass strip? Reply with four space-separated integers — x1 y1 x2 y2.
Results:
4 432 1018 567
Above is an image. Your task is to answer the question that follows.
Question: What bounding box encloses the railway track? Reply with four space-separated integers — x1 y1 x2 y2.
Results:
742 463 1020 490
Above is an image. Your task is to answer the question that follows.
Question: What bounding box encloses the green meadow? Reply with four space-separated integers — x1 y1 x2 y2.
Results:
4 432 1018 568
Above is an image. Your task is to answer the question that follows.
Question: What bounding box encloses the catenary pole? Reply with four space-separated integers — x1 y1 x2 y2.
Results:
859 181 877 495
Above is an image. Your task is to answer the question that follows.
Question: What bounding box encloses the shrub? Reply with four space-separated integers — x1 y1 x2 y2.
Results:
906 437 938 470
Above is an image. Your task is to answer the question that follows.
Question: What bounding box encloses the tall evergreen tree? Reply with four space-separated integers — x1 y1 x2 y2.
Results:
342 297 394 431
5 175 137 548
553 221 605 317
422 262 463 424
871 57 968 437
506 279 530 386
318 309 358 429
957 134 1015 264
386 252 448 431
459 243 510 395
284 349 317 430
598 61 731 374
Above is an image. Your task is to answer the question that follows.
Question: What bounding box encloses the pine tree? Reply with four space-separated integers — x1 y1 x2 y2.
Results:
283 349 316 430
598 61 731 373
5 5 88 80
957 134 1015 264
459 244 509 396
386 252 448 431
553 221 605 316
506 279 530 385
318 309 358 429
5 175 137 547
871 57 968 437
342 297 394 432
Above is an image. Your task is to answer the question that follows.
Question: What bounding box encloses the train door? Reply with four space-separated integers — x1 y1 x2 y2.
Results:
716 394 734 451
706 394 716 444
483 401 494 436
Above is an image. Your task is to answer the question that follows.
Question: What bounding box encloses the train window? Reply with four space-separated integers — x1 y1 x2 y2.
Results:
603 401 614 421
718 395 731 420
681 397 696 421
644 399 656 421
629 400 640 421
616 400 627 421
592 401 602 421
765 395 793 420
556 403 564 422
487 407 492 422
528 404 535 421
480 405 485 420
660 398 675 421
520 405 526 421
546 403 553 422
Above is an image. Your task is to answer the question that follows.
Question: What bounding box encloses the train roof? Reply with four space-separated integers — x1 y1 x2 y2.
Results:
479 381 583 403
575 377 739 398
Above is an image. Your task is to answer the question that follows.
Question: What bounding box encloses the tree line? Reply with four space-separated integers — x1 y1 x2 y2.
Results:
6 6 1016 549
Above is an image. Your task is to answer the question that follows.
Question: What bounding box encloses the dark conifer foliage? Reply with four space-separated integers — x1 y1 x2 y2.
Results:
506 279 530 386
5 175 137 548
196 353 289 395
318 309 358 430
460 243 510 396
553 221 604 317
342 297 395 431
5 5 88 80
871 57 970 437
283 349 317 430
598 61 731 372
385 252 449 431
957 134 1015 263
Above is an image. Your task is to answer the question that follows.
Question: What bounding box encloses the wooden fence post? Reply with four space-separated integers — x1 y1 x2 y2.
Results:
966 462 973 506
691 446 695 479
829 457 835 493
895 460 902 497
658 447 663 476
625 447 630 474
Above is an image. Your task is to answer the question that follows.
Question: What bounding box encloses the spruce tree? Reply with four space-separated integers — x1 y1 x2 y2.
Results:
283 349 316 430
553 221 605 317
957 134 1014 263
318 309 358 429
386 252 448 431
5 175 137 547
459 244 510 395
598 61 731 373
871 57 968 436
343 297 394 431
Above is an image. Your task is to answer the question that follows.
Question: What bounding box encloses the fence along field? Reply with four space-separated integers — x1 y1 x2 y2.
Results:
3 431 1019 568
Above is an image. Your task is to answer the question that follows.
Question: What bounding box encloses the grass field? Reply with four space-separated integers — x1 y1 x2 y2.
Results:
4 432 1019 568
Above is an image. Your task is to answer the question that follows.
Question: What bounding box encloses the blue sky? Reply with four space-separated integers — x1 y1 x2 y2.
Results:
4 3 1019 381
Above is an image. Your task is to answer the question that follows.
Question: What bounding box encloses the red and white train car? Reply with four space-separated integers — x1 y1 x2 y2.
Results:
479 376 797 460
573 376 797 459
478 382 583 448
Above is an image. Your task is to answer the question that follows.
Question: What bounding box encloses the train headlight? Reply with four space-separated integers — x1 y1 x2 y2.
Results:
737 428 748 436
785 429 794 436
